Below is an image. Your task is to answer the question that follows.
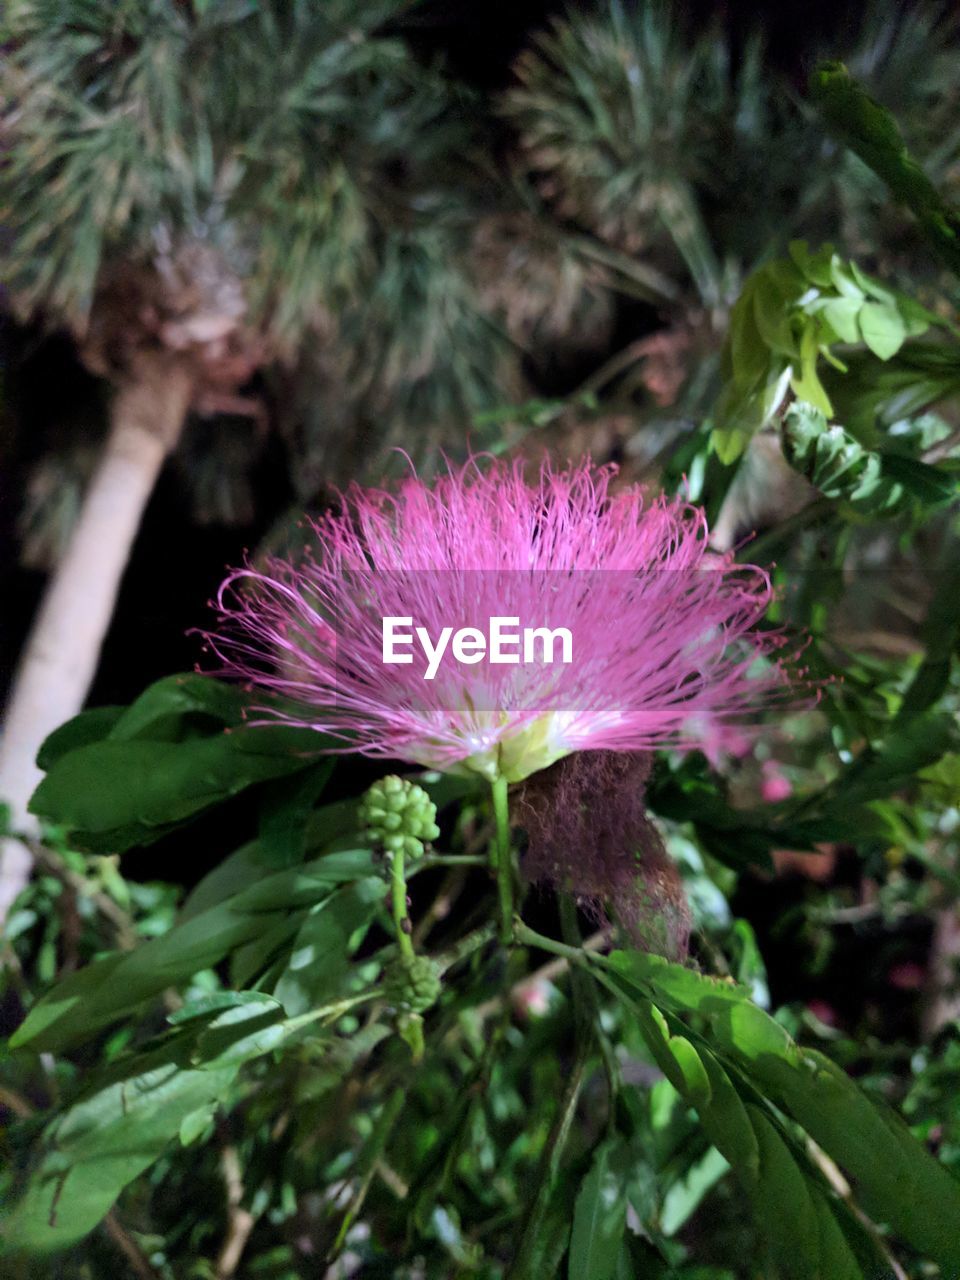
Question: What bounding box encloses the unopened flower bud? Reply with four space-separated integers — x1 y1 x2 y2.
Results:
382 954 442 1014
359 776 440 860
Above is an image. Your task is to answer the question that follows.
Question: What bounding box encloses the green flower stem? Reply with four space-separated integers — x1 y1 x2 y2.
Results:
513 920 605 966
389 849 415 964
284 990 381 1035
491 774 515 945
434 920 498 975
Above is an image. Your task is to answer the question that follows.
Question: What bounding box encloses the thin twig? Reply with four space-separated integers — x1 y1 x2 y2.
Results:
923 425 960 463
734 497 834 563
215 1144 257 1280
374 1158 409 1199
411 866 469 948
805 1139 909 1280
471 928 611 1021
102 1210 162 1280
0 1084 34 1119
30 841 138 951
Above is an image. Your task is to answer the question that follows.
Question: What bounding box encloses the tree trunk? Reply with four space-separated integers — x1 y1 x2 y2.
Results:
0 356 193 921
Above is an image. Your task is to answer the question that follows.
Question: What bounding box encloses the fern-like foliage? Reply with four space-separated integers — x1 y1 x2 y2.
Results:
2 0 471 347
2 0 515 521
500 1 752 261
500 0 960 313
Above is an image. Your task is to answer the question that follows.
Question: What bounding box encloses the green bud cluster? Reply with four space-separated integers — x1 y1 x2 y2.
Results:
359 775 440 859
382 954 442 1014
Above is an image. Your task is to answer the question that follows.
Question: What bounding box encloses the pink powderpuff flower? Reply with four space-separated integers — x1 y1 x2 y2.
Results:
203 457 799 783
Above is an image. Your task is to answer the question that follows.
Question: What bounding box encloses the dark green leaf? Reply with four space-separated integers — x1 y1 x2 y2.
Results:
811 62 960 277
745 1104 863 1280
229 849 377 913
9 900 267 1054
258 761 335 867
29 728 324 850
191 996 288 1069
896 558 960 724
105 673 248 741
1 1044 236 1255
273 876 384 1016
35 706 125 771
782 402 906 515
605 949 960 1274
11 849 377 1053
568 1137 630 1280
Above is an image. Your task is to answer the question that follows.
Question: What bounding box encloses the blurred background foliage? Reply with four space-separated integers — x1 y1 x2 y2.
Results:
3 0 960 1276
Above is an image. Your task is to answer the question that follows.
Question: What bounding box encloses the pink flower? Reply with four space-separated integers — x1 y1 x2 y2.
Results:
203 457 796 782
761 763 794 804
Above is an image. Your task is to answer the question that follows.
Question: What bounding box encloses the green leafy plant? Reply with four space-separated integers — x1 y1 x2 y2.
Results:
712 242 938 461
6 22 960 1280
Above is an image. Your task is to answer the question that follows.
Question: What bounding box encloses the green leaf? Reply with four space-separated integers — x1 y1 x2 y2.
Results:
819 296 861 344
258 761 335 867
828 257 863 302
166 990 273 1026
693 1047 760 1176
919 752 960 803
782 396 955 521
828 709 960 808
728 278 771 388
895 563 960 723
29 728 324 851
634 1004 712 1107
1 1044 236 1255
35 706 125 771
745 1105 863 1280
611 967 878 1276
782 402 903 515
825 342 960 436
191 996 288 1069
568 1137 629 1280
848 259 896 304
710 424 748 466
789 322 833 415
715 239 936 456
788 240 835 288
858 301 907 360
178 839 270 921
178 1103 216 1147
105 673 248 741
659 1145 729 1237
10 850 377 1053
3 989 347 1255
752 269 801 358
272 876 384 1016
630 1002 758 1176
228 849 377 913
9 903 266 1054
880 452 958 505
811 62 960 278
604 949 960 1275
7 952 129 1053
